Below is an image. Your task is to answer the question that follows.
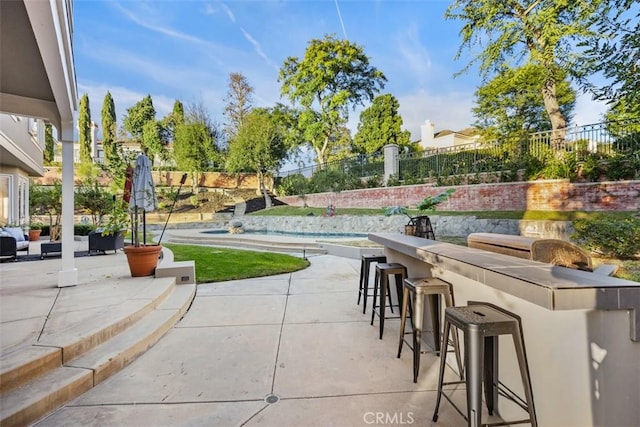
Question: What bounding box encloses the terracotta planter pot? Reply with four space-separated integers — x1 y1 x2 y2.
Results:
28 229 42 241
404 225 416 236
123 244 162 277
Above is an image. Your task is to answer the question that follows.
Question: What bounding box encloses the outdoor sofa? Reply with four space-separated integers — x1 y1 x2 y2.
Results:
0 227 29 261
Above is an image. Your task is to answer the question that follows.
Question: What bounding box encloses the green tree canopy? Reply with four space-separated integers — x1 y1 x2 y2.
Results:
353 93 411 154
75 176 112 226
446 0 606 142
78 93 92 163
584 0 640 117
162 100 184 144
473 64 576 140
226 108 288 208
279 34 386 165
101 91 117 167
123 95 155 144
172 102 218 194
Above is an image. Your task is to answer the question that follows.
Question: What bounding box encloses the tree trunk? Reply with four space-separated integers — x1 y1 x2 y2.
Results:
258 171 272 209
314 144 325 167
541 77 567 151
190 171 199 202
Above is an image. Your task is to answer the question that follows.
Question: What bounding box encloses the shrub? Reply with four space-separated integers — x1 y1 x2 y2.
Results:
74 224 95 236
277 173 309 196
572 214 640 258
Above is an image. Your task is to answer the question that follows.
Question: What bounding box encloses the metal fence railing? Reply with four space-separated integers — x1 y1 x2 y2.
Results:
278 119 640 183
279 152 385 179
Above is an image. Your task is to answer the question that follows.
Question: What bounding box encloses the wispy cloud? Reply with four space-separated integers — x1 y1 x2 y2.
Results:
219 2 236 23
112 2 207 45
395 24 433 87
202 2 236 23
240 29 279 70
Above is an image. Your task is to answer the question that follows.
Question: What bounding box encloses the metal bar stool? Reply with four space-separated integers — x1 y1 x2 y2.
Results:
397 277 463 383
370 262 407 339
358 254 387 314
432 302 537 427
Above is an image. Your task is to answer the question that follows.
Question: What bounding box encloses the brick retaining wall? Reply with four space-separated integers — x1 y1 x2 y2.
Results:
280 179 640 211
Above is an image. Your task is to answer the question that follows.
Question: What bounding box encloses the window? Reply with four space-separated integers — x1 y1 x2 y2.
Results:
18 176 28 226
0 174 12 225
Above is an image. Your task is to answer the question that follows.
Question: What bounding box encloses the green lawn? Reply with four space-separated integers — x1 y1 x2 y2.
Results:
250 206 637 221
163 243 309 283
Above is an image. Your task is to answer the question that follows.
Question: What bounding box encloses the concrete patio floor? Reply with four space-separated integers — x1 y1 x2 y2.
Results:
2 240 472 426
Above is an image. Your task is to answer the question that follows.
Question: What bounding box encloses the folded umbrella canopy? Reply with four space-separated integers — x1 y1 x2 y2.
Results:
129 153 157 245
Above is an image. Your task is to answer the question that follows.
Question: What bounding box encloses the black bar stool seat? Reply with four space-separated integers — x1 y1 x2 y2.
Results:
433 302 538 427
370 262 407 339
357 254 387 314
397 277 462 383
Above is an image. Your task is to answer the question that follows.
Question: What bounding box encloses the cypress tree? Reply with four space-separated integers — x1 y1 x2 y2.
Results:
101 91 117 166
78 94 92 163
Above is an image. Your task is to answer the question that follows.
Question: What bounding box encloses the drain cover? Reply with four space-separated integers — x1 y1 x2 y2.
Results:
264 394 280 404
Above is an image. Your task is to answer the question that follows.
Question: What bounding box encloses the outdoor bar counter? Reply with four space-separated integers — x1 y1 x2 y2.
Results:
369 232 640 427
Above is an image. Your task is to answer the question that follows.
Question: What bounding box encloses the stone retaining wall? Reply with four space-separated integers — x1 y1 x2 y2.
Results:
160 215 574 240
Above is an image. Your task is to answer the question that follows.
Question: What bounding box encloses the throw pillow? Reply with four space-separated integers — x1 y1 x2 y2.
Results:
4 227 25 242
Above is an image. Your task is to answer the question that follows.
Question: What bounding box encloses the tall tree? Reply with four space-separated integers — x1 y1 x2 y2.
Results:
446 0 606 145
279 34 387 165
44 123 54 165
226 108 288 208
142 120 168 163
353 93 411 154
163 100 185 141
123 95 164 161
473 64 576 140
101 91 117 167
172 102 218 194
584 0 640 117
78 93 92 163
223 72 254 139
123 95 155 146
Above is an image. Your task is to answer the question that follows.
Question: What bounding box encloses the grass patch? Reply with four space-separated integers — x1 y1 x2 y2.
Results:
163 243 309 283
250 206 637 221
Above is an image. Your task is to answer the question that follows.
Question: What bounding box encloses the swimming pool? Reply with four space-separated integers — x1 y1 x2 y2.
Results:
203 229 368 239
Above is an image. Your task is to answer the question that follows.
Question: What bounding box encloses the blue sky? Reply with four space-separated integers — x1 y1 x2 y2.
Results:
75 0 607 148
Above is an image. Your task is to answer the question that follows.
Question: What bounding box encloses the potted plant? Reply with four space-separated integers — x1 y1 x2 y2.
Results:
28 222 43 241
123 154 163 277
384 189 456 236
30 181 62 241
383 206 416 235
87 198 129 255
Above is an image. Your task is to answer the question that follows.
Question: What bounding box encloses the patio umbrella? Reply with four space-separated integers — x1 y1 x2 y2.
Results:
129 153 157 245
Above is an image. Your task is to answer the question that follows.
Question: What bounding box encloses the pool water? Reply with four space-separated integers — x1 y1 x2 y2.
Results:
203 229 367 239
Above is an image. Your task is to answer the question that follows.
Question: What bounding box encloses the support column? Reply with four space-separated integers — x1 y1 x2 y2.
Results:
58 124 77 287
383 144 399 185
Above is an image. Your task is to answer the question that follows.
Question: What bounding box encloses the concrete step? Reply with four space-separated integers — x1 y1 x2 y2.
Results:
0 366 93 427
0 283 196 426
68 284 195 385
0 346 61 395
0 285 167 398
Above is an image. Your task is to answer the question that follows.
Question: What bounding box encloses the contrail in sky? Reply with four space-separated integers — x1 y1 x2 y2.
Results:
334 0 348 39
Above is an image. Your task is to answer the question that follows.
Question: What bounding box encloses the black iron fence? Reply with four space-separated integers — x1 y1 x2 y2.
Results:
278 119 640 186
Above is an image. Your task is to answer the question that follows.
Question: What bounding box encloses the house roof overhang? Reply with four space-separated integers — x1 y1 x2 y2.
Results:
0 0 77 140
